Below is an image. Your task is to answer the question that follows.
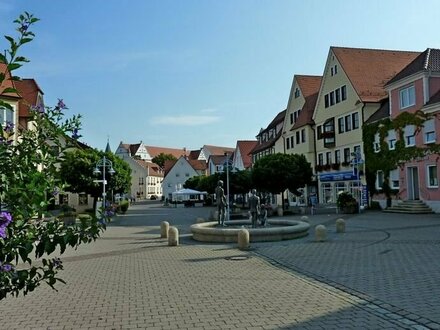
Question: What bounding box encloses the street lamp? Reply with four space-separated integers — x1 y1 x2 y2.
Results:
351 151 363 214
93 156 115 214
223 152 237 221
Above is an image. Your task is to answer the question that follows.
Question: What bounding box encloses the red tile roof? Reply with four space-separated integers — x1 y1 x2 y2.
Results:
14 79 44 117
0 63 20 99
332 47 420 102
236 140 258 168
386 48 440 85
291 75 322 130
146 145 188 159
188 159 207 171
203 145 235 156
133 159 164 176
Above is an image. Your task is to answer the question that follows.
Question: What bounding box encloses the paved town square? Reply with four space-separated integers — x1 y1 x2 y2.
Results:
1 201 440 330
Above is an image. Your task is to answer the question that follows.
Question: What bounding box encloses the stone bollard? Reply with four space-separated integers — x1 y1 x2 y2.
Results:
237 229 250 250
161 221 169 238
277 206 283 217
168 226 179 246
336 218 345 233
196 217 205 223
315 225 327 242
300 215 309 223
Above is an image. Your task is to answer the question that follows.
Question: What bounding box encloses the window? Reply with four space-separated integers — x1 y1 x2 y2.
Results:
423 119 436 144
404 125 416 147
318 153 324 165
294 110 301 121
331 67 334 76
290 136 294 148
326 152 332 165
325 94 329 108
335 88 341 103
334 65 338 75
78 193 88 205
0 105 14 127
323 118 335 148
400 85 415 109
338 117 345 133
286 137 290 149
373 133 380 153
427 165 438 188
352 112 359 129
317 125 323 140
389 169 399 189
294 88 300 98
296 131 300 144
376 170 384 190
343 148 350 163
387 130 396 150
353 145 361 158
345 115 352 131
334 150 341 164
341 85 347 100
301 129 306 143
330 91 335 106
290 113 294 125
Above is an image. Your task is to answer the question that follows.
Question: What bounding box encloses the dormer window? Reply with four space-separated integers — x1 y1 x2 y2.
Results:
400 85 415 109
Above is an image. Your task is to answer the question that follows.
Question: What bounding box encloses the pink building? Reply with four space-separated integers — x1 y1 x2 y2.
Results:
385 48 440 211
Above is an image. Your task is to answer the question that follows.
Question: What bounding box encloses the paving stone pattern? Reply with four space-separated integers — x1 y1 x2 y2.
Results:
1 204 439 329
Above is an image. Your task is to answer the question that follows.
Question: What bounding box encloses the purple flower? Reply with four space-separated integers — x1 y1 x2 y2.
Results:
55 99 67 111
4 121 14 134
31 105 44 113
0 212 13 239
52 258 62 270
19 23 29 33
72 128 80 140
0 264 12 272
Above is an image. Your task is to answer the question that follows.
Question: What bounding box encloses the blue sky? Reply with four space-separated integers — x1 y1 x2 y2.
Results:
1 0 439 152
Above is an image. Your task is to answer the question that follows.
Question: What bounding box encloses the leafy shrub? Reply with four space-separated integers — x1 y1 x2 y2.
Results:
119 200 129 213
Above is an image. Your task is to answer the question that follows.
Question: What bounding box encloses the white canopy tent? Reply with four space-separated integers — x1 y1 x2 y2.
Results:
171 188 208 202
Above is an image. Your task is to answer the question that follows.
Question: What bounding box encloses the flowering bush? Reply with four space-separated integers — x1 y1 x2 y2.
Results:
0 13 109 299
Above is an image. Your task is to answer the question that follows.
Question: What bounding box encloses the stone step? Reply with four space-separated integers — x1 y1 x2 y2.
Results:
384 199 434 214
383 208 434 214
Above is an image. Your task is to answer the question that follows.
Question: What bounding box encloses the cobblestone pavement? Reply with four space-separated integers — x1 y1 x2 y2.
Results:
0 203 439 329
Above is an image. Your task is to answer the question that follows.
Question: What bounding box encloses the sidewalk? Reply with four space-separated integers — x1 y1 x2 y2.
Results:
0 210 439 329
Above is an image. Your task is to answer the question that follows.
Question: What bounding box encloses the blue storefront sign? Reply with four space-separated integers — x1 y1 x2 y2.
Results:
319 171 358 182
361 185 369 206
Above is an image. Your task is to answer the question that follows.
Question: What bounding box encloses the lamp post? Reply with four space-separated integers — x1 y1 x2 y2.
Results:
93 156 115 215
223 153 237 222
351 151 363 214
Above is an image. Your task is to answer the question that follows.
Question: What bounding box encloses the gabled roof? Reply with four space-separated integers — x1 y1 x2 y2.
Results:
332 47 420 102
0 63 20 99
14 79 44 117
365 99 390 124
236 140 258 168
203 145 235 156
188 149 201 160
386 48 440 86
163 159 177 176
425 89 440 107
133 159 164 176
251 130 282 154
188 159 207 171
290 75 322 130
263 109 286 132
209 154 228 166
146 145 188 159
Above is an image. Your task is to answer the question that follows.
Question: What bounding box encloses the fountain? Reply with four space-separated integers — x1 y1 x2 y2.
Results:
191 219 310 243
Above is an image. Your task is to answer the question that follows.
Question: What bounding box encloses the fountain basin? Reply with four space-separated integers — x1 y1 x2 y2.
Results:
191 219 310 243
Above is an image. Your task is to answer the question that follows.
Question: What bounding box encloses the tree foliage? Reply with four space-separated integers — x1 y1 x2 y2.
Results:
152 153 177 168
0 13 111 300
59 149 131 200
251 153 313 195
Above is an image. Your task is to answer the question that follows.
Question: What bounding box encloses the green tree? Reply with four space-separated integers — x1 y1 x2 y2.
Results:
152 153 177 168
0 13 111 300
251 153 313 208
59 149 131 208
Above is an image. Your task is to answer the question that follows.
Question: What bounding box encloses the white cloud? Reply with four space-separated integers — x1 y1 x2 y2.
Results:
151 114 220 126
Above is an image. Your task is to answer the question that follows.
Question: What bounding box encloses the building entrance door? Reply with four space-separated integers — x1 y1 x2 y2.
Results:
407 166 420 200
